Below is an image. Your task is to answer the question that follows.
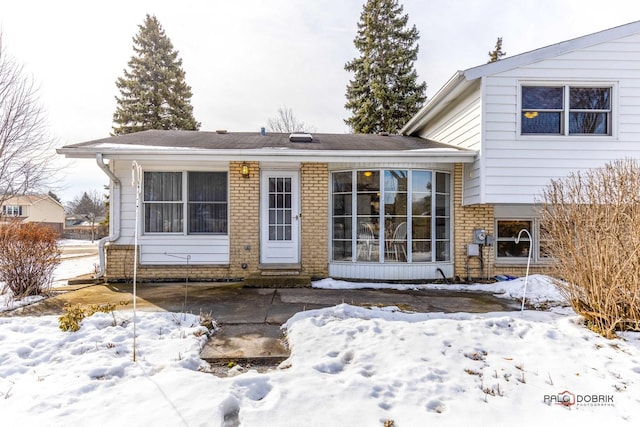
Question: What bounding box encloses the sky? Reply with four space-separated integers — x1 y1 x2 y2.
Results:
1 248 639 425
2 0 639 203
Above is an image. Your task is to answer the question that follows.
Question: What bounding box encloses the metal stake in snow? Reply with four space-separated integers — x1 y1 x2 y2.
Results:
131 161 143 362
515 228 532 314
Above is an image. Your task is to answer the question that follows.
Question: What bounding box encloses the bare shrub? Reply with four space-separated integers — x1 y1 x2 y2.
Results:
539 159 640 337
0 223 61 298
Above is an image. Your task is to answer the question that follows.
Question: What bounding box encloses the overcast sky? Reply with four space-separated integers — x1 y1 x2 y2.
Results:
2 0 638 203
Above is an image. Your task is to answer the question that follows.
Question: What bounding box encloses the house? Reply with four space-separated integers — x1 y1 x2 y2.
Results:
57 20 640 284
401 20 640 280
57 132 473 283
0 194 66 235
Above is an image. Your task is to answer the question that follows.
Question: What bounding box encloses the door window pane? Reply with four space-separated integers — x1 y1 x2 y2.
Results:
268 177 292 241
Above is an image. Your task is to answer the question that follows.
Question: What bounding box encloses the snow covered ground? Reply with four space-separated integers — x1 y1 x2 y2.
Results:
1 244 639 426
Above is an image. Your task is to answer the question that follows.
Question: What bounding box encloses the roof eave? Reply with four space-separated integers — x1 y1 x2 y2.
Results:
400 71 471 136
56 147 477 164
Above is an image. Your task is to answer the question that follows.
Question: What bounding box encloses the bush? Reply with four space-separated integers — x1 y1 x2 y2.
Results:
58 302 120 332
539 159 640 337
0 222 61 299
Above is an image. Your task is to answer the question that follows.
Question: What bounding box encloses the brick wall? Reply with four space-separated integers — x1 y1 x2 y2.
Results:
228 161 260 276
300 163 329 278
105 161 261 282
452 164 551 281
104 161 334 282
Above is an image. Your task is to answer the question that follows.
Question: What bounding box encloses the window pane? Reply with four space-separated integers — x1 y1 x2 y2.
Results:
496 220 532 258
384 170 408 191
333 241 352 261
435 194 449 217
569 112 608 134
187 172 228 234
145 203 183 232
522 86 563 109
332 171 353 261
497 241 530 258
412 171 432 192
385 219 407 262
357 194 380 216
435 172 450 194
356 221 379 262
333 194 352 215
332 172 352 192
435 240 450 261
412 217 431 240
144 172 181 201
189 203 227 233
333 218 352 239
384 192 407 216
521 112 561 134
188 172 227 202
570 87 610 109
412 238 432 262
412 195 430 216
497 220 531 238
357 171 380 191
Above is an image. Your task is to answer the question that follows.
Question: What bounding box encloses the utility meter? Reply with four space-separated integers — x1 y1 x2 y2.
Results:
473 229 487 245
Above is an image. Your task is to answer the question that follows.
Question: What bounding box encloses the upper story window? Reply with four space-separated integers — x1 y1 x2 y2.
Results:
2 205 22 216
143 171 228 234
521 85 611 136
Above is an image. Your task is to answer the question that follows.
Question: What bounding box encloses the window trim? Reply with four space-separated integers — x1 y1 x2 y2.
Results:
494 218 551 265
142 169 229 236
330 168 452 264
2 205 22 217
518 81 616 139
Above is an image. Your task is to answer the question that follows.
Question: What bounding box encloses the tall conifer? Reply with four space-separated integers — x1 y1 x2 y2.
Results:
344 0 426 134
112 15 200 135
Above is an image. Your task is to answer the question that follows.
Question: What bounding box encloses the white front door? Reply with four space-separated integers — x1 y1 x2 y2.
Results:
260 171 300 264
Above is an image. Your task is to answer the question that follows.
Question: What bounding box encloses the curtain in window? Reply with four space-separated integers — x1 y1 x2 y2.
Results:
144 172 183 233
188 172 227 233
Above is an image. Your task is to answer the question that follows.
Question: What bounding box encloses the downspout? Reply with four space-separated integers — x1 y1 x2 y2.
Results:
95 153 121 279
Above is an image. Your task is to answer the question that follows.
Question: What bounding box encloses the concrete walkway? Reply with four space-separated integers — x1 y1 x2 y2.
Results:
3 282 520 368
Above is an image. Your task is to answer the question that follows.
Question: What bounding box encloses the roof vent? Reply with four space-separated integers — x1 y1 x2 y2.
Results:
289 133 313 143
215 129 228 134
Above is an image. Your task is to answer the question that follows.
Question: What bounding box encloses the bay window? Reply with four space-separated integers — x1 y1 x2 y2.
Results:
331 169 451 263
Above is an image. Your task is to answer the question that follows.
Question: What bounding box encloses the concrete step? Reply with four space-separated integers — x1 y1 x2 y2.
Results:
243 273 311 288
200 323 290 365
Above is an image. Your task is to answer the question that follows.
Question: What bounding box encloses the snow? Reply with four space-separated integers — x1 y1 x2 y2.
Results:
1 256 639 425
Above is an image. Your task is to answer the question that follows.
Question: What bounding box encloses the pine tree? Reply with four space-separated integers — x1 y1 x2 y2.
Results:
112 15 200 135
344 0 426 134
488 37 506 63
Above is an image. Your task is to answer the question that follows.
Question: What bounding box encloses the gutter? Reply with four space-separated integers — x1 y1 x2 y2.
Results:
95 153 121 279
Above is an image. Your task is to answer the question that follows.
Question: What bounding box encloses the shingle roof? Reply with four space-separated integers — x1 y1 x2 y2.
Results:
64 130 464 152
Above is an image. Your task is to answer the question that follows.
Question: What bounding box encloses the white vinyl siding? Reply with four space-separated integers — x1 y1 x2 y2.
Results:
480 33 640 204
112 160 230 265
416 83 482 150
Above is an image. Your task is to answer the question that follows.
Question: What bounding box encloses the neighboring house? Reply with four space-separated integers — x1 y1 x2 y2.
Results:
57 20 640 284
0 194 65 235
401 20 640 279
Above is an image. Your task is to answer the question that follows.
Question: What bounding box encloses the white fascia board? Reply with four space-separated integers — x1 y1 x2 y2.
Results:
57 147 477 164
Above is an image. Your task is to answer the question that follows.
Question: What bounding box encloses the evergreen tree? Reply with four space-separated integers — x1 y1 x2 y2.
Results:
344 0 426 134
488 37 506 63
112 15 200 135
